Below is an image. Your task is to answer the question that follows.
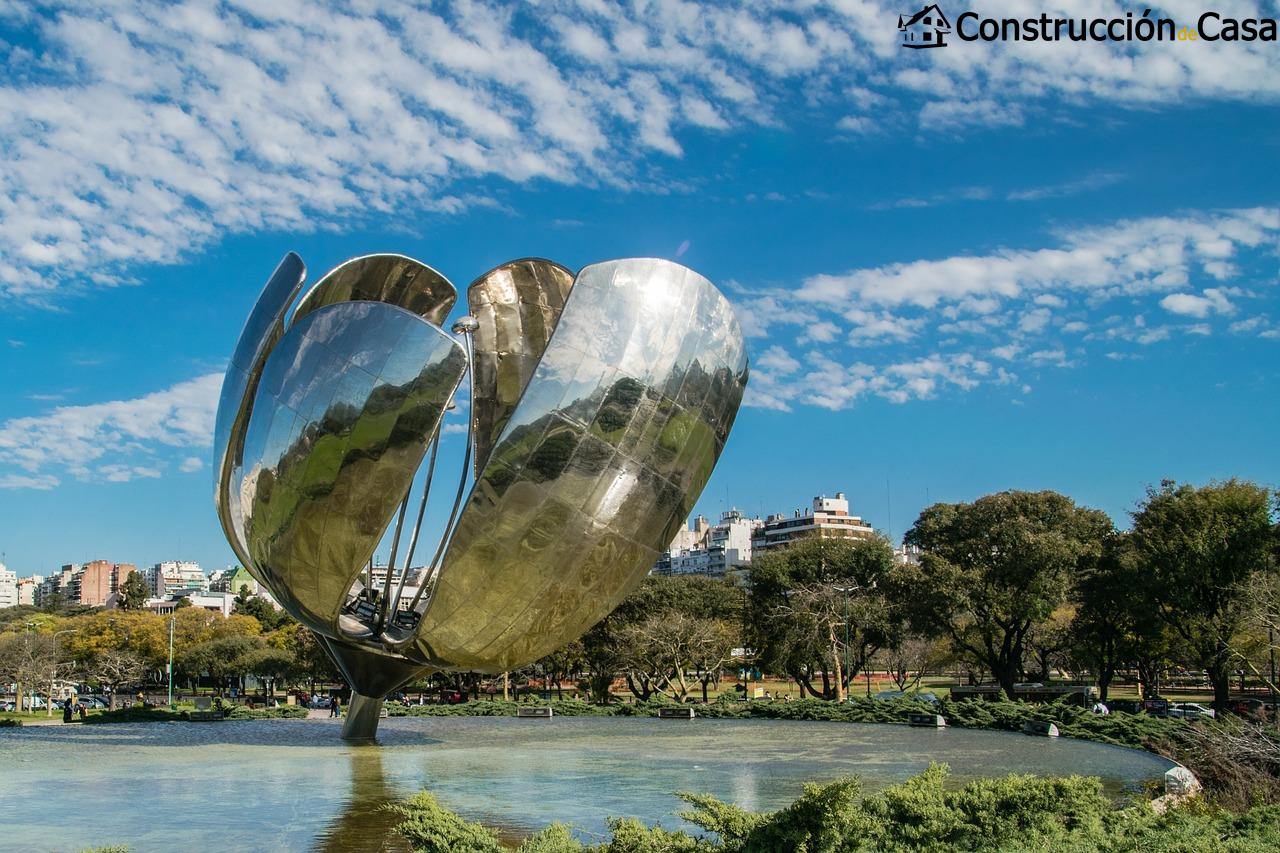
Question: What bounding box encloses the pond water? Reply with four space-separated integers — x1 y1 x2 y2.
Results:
0 716 1174 851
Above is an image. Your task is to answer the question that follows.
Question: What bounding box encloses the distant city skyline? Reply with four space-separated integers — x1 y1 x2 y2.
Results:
2 3 1277 577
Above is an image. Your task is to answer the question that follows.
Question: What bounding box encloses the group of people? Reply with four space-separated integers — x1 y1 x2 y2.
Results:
60 698 88 723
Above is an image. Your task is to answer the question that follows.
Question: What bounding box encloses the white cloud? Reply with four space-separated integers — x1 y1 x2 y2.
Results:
3 3 1280 300
1159 288 1236 318
738 206 1280 412
179 456 204 473
0 372 221 488
798 209 1279 310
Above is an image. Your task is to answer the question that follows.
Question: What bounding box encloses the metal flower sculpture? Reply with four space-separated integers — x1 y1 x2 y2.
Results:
214 253 748 739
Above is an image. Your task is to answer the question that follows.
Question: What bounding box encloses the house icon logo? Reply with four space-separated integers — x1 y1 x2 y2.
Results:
898 4 951 48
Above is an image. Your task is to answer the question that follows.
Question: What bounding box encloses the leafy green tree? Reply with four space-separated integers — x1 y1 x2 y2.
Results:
750 536 901 701
233 585 288 630
117 570 151 611
238 646 296 697
901 490 1112 699
1132 479 1276 710
580 574 741 703
0 630 62 714
1070 533 1170 700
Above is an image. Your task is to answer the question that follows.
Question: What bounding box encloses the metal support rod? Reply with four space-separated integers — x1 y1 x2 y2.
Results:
374 493 412 634
407 326 475 615
390 429 442 619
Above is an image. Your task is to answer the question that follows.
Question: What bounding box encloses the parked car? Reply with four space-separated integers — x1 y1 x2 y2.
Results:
1168 702 1216 720
1227 698 1272 719
1106 699 1142 714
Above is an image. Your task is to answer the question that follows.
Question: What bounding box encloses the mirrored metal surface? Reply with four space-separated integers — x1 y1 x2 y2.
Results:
214 252 307 574
292 254 456 327
233 300 466 634
467 258 574 475
214 252 747 738
400 258 748 671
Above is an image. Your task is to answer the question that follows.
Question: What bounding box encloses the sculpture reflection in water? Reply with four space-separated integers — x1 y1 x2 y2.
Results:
214 254 749 739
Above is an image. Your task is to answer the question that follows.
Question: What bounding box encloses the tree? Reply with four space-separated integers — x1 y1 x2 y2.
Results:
882 634 947 692
117 570 151 611
751 536 902 701
179 635 261 695
580 574 741 703
902 490 1112 699
1070 533 1170 701
233 586 288 630
617 612 737 702
77 649 148 709
0 630 62 713
1133 479 1276 711
238 646 296 697
535 641 584 700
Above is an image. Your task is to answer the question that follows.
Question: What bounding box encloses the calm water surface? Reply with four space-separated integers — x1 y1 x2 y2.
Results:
0 716 1174 852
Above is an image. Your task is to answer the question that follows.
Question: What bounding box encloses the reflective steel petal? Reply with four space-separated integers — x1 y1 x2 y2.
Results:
466 258 574 475
402 258 749 671
214 252 307 573
233 300 466 636
292 254 457 327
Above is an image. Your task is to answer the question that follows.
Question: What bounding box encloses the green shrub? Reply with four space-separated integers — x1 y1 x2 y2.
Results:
389 766 1280 853
0 718 21 727
390 791 504 853
224 704 308 719
83 706 183 724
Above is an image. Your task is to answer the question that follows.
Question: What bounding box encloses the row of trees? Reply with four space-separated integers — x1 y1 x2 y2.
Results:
3 479 1274 713
549 479 1278 712
0 588 341 710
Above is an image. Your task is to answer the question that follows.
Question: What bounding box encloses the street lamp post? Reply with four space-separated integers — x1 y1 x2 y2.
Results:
167 615 176 709
47 628 76 717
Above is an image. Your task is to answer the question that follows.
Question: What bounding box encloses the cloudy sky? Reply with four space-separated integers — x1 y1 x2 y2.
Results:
1 0 1277 575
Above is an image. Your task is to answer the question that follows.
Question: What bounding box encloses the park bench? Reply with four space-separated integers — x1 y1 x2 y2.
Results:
516 706 553 718
189 697 223 722
657 707 696 719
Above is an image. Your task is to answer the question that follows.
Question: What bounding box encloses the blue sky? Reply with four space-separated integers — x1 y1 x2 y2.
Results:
1 1 1278 577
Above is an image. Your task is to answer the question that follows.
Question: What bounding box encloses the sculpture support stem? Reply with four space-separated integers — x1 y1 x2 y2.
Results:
341 694 385 741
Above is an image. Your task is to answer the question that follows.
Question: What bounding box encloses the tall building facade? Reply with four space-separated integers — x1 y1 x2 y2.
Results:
752 492 875 551
36 561 138 607
655 509 763 577
144 560 206 597
16 575 42 606
0 565 16 608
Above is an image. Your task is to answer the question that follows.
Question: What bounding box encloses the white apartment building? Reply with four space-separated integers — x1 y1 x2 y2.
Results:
147 591 237 617
0 565 16 608
752 492 876 551
656 509 762 577
16 575 42 606
144 560 206 597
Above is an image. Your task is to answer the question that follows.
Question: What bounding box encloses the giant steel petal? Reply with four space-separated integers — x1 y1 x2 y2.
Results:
292 253 457 327
233 300 466 636
214 251 306 577
466 258 575 476
402 258 749 670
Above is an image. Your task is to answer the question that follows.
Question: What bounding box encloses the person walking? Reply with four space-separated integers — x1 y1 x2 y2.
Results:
62 696 74 724
329 695 340 718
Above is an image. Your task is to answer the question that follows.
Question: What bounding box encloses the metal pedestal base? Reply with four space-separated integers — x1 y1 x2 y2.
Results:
340 694 385 741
